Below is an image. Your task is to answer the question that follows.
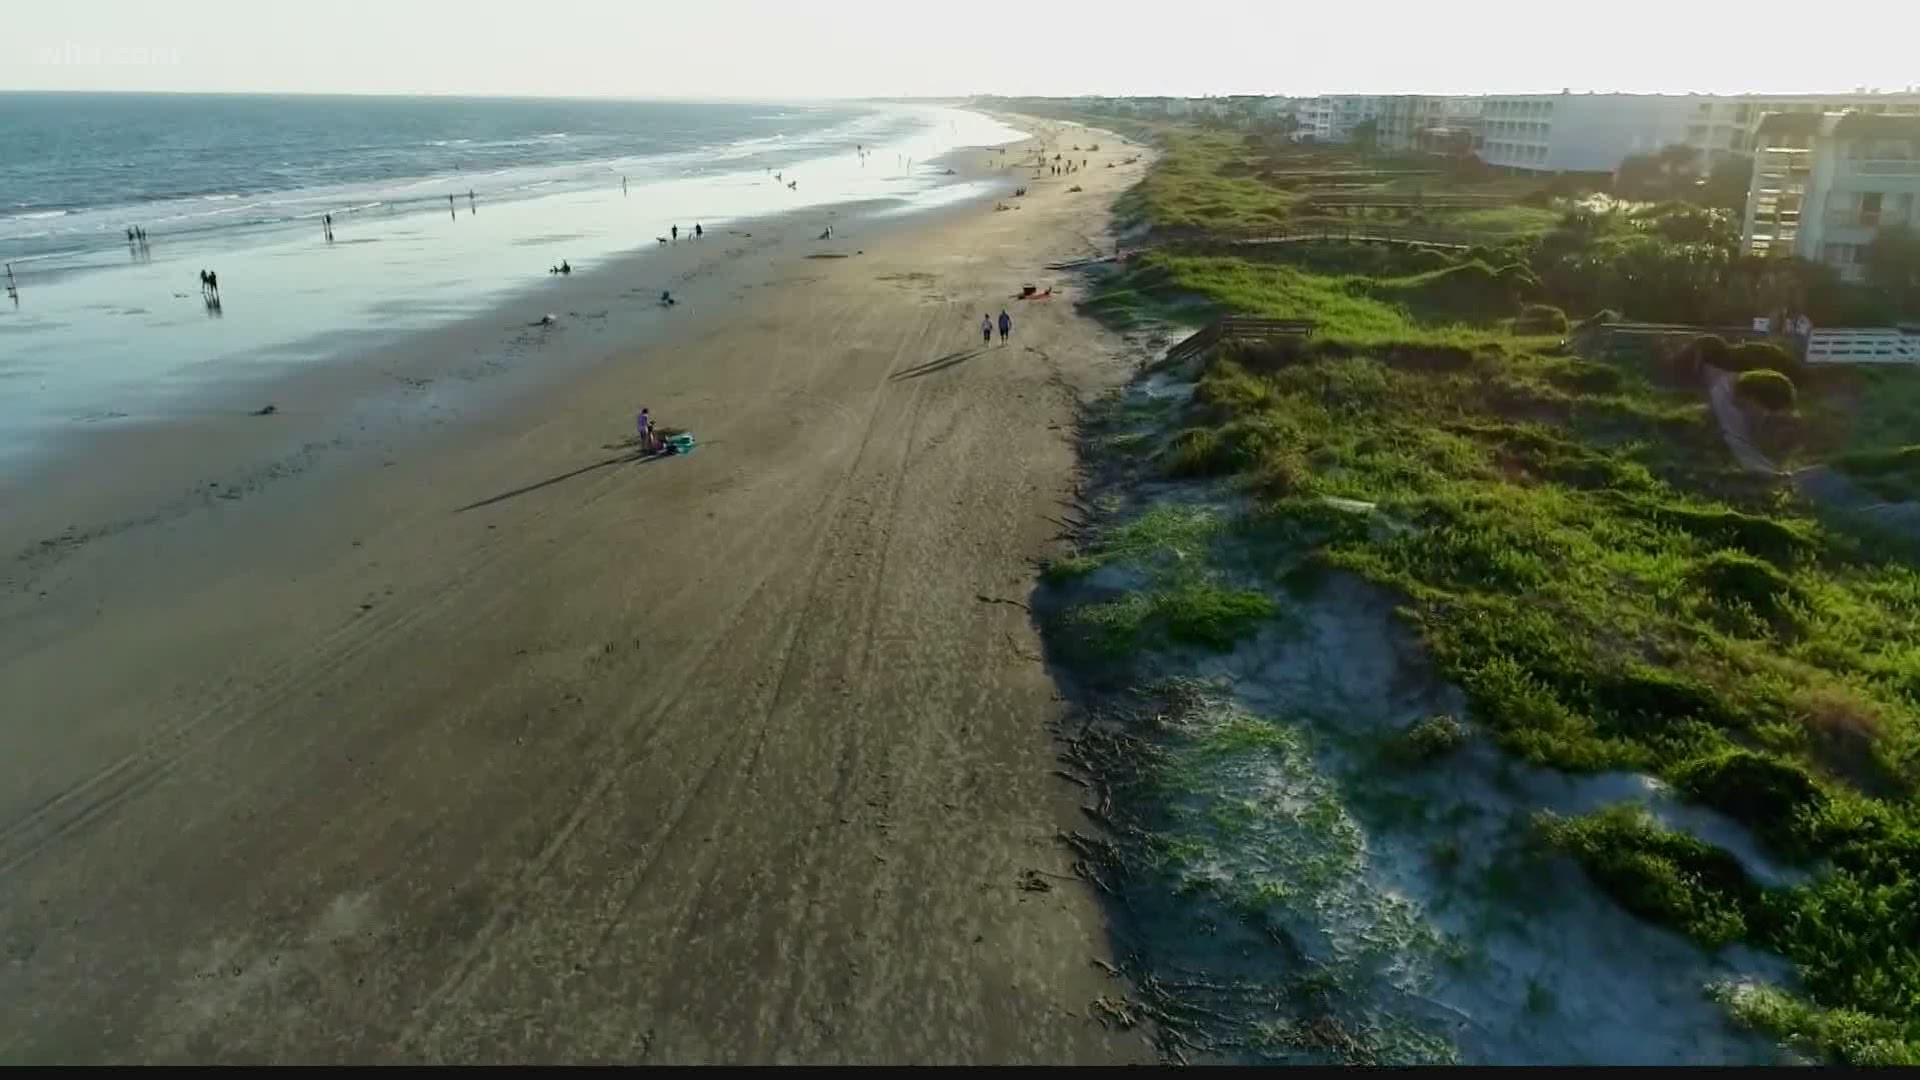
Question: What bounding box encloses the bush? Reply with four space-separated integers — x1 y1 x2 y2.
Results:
1734 368 1797 411
1166 426 1239 476
1389 714 1468 762
1726 340 1795 374
1624 497 1815 567
1514 303 1570 335
1689 334 1732 370
1159 584 1278 650
1692 549 1802 624
1538 805 1759 948
1671 749 1826 850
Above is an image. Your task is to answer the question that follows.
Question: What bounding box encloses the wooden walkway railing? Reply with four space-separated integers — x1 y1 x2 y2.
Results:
1165 316 1317 365
1208 224 1476 251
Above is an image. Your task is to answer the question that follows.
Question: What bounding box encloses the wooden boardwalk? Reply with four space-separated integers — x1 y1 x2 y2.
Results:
1166 316 1317 365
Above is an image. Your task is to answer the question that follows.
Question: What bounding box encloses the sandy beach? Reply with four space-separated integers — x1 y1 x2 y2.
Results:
0 118 1157 1063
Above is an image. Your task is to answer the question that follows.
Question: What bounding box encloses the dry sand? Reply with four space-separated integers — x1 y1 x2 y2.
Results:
0 121 1157 1063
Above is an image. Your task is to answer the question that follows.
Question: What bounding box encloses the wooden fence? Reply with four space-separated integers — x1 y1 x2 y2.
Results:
1165 316 1318 365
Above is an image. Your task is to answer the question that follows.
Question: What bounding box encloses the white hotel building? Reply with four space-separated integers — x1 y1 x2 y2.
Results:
1742 111 1920 281
1477 94 1697 173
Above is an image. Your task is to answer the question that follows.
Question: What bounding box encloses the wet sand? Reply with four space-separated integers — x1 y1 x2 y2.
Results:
0 121 1156 1063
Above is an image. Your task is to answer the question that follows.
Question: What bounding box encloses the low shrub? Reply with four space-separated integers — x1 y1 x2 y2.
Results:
1159 584 1278 650
1692 549 1802 625
1539 805 1759 948
1726 340 1796 374
1389 714 1468 763
1734 368 1797 411
1671 749 1826 850
1167 427 1236 476
1514 303 1570 335
1689 334 1732 370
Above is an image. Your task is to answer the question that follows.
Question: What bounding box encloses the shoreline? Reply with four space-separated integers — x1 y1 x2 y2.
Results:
0 116 1160 1063
0 134 1022 558
0 105 1027 473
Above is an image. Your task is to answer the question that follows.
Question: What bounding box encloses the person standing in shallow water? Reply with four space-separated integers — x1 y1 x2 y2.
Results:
671 225 678 241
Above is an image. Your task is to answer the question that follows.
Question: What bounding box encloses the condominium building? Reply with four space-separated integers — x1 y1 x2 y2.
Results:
1297 95 1383 143
1682 93 1920 161
1372 96 1444 151
1478 93 1697 173
1741 111 1920 281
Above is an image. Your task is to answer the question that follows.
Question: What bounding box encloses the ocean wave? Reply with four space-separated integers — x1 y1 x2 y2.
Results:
5 248 85 264
6 210 68 221
201 193 243 201
149 201 268 225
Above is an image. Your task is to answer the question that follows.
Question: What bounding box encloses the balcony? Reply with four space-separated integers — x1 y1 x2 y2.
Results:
1849 159 1920 177
1826 211 1885 230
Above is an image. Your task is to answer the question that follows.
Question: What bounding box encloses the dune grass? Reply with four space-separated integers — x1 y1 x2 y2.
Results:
1125 129 1297 233
1056 126 1920 1062
1075 258 1920 1061
1112 332 1920 1062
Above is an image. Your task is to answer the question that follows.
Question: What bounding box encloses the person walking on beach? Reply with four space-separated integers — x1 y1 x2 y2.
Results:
636 407 655 453
671 225 679 241
694 223 703 239
982 314 993 347
997 309 1012 345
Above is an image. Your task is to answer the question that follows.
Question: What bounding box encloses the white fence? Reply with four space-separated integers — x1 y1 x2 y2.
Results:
1804 328 1920 365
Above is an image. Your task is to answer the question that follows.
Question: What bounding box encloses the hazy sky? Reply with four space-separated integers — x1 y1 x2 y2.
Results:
5 0 1916 100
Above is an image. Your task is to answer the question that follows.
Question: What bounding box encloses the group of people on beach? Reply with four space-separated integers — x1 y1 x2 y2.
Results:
1046 155 1088 178
982 309 1012 346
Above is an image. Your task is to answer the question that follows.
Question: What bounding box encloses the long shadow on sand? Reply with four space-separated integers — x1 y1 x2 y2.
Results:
454 450 667 513
890 347 989 381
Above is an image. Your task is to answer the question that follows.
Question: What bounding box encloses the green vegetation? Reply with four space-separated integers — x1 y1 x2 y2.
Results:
1131 323 1920 1059
1725 341 1798 375
1387 714 1468 764
1715 981 1920 1066
1044 505 1284 660
1831 444 1920 503
1514 303 1569 335
1121 129 1296 233
1053 122 1920 1064
1062 582 1278 657
1538 805 1758 947
1124 684 1459 1064
1734 369 1797 411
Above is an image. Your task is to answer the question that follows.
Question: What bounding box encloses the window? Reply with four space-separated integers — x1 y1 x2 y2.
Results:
1823 242 1856 265
1861 191 1883 227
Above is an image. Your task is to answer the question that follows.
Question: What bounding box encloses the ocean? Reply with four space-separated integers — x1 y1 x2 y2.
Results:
0 93 1025 464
